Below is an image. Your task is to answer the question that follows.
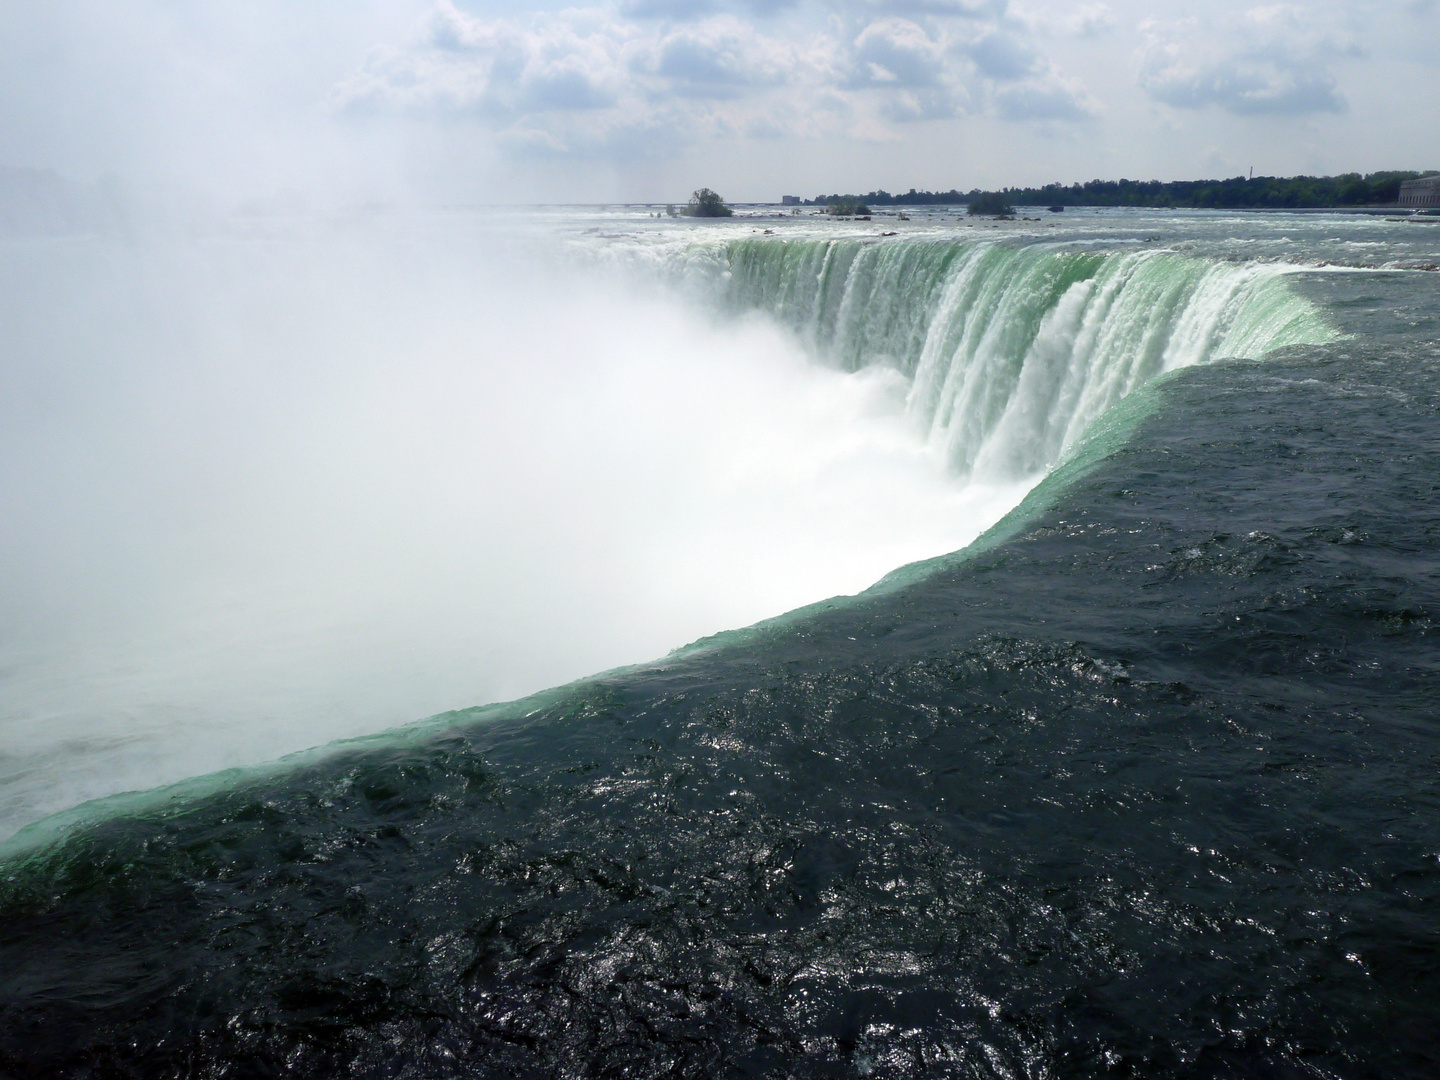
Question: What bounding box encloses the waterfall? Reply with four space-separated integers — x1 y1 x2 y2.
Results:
723 239 1334 478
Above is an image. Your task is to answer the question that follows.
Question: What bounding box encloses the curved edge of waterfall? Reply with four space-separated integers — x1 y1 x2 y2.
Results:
656 354 1187 660
721 237 1336 481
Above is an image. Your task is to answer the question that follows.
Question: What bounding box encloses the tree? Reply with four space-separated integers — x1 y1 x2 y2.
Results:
967 191 1014 217
685 188 733 217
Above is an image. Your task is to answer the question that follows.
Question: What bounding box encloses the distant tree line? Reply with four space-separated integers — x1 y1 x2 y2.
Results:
803 172 1436 211
805 189 969 208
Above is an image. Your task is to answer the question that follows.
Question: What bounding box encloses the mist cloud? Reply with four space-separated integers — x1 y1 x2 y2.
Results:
0 211 1031 837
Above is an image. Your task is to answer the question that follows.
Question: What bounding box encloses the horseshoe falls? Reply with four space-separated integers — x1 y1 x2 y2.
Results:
722 237 1330 477
3 207 1439 1080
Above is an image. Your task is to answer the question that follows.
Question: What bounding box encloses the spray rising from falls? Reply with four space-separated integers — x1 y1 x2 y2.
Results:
721 238 1334 478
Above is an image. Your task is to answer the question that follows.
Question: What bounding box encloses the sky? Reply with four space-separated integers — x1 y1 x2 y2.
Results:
1 0 1437 204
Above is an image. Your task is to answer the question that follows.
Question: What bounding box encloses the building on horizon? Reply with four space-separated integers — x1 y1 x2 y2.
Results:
1398 175 1440 207
781 195 800 205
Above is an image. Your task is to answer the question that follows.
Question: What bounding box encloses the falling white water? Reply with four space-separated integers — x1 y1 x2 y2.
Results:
723 238 1334 478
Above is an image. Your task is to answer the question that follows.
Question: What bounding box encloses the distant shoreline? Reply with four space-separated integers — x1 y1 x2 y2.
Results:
791 172 1437 214
760 204 1437 217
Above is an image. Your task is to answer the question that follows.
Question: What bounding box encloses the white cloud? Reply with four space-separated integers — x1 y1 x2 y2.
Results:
1006 1 1113 38
620 0 722 18
1065 3 1115 36
620 0 801 16
335 1 1094 156
1138 10 1349 116
344 12 624 121
642 17 805 98
852 19 951 87
967 29 1037 79
994 66 1093 119
854 0 1001 16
